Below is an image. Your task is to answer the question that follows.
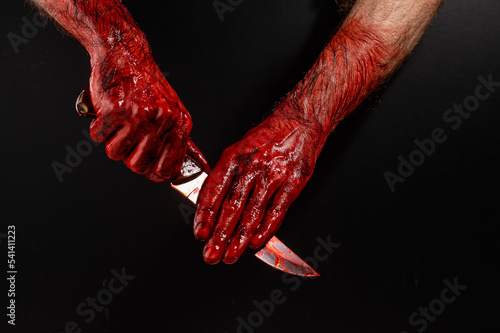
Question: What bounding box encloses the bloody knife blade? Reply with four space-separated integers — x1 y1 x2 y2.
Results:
76 88 319 278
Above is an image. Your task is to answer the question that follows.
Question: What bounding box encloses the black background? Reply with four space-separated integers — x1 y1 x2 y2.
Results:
1 0 499 332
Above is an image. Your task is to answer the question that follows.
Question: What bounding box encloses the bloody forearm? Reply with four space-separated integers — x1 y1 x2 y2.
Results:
276 0 445 157
30 0 149 64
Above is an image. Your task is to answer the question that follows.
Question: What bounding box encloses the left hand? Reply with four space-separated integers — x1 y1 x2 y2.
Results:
193 109 322 264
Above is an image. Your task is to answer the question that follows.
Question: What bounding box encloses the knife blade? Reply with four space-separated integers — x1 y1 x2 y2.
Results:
76 88 319 277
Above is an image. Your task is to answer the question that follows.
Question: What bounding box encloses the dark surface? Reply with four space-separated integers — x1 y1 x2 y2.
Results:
1 0 499 332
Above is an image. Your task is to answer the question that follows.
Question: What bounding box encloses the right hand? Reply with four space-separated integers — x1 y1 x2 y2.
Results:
194 109 322 264
88 50 195 182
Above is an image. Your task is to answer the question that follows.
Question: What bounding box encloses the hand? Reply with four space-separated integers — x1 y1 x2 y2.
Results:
193 109 322 264
88 49 193 182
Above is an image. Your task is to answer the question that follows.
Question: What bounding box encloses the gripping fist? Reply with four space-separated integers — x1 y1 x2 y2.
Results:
88 51 193 182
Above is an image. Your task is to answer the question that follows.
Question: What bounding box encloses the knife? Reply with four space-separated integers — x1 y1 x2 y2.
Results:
76 88 319 278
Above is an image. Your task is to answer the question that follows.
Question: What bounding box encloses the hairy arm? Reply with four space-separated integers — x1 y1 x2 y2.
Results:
287 0 446 139
194 0 445 264
31 0 147 64
31 0 209 181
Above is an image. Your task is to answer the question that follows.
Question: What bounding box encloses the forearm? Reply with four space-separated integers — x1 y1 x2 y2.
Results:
277 0 445 155
30 0 149 65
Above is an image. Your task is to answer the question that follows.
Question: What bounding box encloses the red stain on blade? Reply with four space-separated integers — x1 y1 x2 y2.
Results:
171 173 208 205
255 236 319 277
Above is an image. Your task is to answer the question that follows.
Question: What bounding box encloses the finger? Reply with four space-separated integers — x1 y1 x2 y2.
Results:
193 161 237 241
202 173 256 265
222 180 278 264
105 124 139 161
186 138 211 174
123 134 163 175
146 135 187 182
249 185 296 249
90 116 121 143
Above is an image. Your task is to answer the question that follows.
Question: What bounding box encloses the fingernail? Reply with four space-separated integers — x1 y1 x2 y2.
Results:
222 244 239 265
194 223 210 241
249 234 263 249
203 244 222 265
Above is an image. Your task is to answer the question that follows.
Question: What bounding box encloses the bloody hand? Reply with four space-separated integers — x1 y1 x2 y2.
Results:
32 0 201 181
88 52 194 182
193 110 323 264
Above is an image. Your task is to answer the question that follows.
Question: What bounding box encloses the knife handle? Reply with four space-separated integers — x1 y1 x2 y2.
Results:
75 87 97 119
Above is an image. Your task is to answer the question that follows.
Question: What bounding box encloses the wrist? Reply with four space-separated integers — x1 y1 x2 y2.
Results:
88 28 151 67
269 107 327 158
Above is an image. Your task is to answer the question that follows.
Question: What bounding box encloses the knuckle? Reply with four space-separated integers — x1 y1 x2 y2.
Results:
269 206 284 216
243 206 263 223
222 200 239 214
198 206 217 221
213 228 230 243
